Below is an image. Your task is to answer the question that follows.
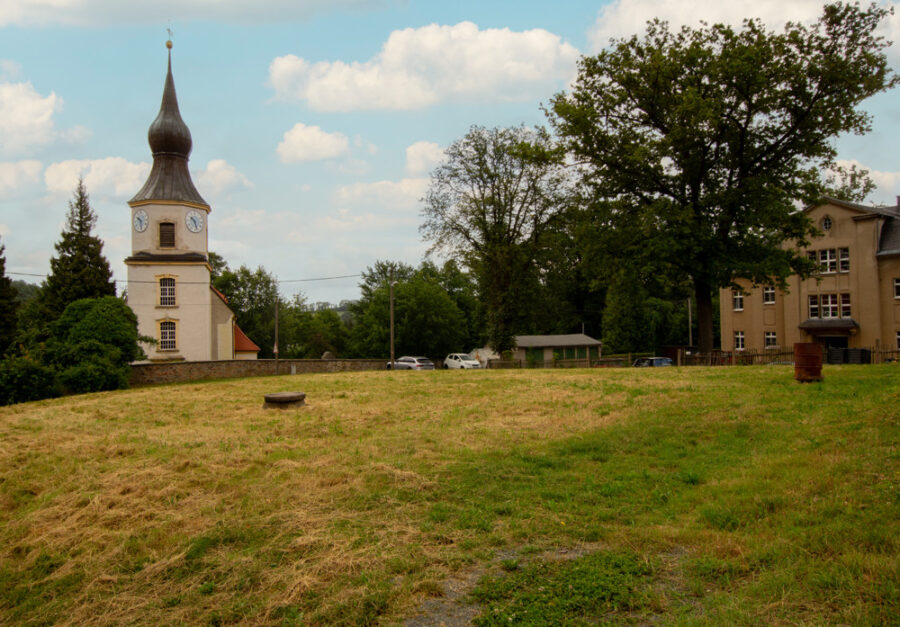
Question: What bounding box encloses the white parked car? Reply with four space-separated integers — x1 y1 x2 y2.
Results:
443 353 482 369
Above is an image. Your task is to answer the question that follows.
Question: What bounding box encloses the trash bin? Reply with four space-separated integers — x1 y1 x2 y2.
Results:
827 347 845 364
845 348 872 364
795 343 823 382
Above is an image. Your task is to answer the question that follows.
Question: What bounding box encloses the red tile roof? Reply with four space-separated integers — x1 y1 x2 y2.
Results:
234 324 260 353
211 285 229 304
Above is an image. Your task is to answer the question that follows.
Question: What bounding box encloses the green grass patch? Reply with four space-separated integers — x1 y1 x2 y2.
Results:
471 551 654 625
0 365 897 624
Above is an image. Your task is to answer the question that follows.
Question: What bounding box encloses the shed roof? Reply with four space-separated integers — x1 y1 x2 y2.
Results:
234 324 260 353
515 334 601 348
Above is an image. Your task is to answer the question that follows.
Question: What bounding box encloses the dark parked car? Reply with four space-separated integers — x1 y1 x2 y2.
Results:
386 356 435 370
633 357 674 367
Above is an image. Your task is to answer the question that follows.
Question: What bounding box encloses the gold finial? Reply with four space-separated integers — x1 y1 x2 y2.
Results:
166 25 173 49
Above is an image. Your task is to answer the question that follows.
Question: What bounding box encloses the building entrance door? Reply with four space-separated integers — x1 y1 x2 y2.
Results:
821 336 849 349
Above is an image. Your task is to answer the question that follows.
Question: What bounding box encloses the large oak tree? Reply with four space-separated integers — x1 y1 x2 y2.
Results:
548 3 896 353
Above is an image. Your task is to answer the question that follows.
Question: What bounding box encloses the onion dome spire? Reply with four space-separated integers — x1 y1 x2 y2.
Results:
129 39 208 209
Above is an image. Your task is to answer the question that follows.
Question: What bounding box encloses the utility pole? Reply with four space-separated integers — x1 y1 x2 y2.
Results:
687 297 693 348
389 266 395 369
274 293 279 375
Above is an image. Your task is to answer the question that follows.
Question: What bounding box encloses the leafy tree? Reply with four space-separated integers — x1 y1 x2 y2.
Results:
358 260 415 301
45 296 145 393
213 264 279 358
278 297 350 359
418 259 484 350
11 280 40 305
207 251 229 281
0 242 18 355
601 272 649 354
349 264 466 358
548 3 896 353
421 125 570 353
42 178 116 319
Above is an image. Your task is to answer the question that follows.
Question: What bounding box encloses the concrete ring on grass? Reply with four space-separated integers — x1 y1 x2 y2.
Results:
263 391 306 409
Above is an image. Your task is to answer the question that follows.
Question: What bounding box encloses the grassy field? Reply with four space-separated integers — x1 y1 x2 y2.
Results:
0 365 897 625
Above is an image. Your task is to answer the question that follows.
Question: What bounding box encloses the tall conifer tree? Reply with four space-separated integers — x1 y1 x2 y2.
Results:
42 178 116 318
0 241 18 355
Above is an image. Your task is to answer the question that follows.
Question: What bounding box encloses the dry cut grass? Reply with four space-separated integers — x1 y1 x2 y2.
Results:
0 366 897 625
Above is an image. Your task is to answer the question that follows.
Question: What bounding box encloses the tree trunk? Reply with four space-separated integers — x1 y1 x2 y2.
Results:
694 278 715 355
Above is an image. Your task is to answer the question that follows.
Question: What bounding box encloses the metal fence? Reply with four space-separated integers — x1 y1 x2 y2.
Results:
486 347 899 369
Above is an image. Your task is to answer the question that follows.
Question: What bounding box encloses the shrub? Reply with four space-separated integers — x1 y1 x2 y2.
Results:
0 355 61 405
58 356 129 394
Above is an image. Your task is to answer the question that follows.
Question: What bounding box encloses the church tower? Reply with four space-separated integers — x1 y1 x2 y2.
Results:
125 41 244 362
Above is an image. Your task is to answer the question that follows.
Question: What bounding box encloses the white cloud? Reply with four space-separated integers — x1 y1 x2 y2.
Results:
405 141 444 175
44 157 149 198
334 178 428 210
0 81 61 155
589 0 900 60
277 123 350 163
835 159 900 201
0 0 395 26
0 160 42 197
195 159 253 196
590 0 828 51
269 21 580 111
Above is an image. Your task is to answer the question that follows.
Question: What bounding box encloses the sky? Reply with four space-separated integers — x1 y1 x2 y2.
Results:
1 0 899 306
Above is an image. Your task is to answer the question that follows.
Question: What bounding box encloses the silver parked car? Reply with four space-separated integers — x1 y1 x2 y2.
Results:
443 353 482 369
386 356 435 370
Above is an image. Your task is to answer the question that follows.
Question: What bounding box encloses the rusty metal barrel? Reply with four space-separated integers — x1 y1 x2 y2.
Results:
794 342 823 382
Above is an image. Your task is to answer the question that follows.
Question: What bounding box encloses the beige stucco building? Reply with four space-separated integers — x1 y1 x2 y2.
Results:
125 44 258 362
719 198 900 353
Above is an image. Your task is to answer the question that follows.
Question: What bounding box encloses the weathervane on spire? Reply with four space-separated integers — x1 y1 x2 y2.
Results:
166 24 173 49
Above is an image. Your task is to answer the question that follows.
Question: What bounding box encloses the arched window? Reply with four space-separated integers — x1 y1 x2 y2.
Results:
159 222 175 248
159 277 176 306
160 320 177 351
821 215 833 231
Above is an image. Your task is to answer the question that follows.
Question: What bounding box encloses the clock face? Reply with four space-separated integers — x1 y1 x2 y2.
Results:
133 209 149 233
185 210 204 233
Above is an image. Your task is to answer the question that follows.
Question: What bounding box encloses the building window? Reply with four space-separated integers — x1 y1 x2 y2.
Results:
159 222 175 248
839 248 850 273
732 290 744 311
159 320 176 351
763 286 776 304
764 331 777 348
840 293 851 319
894 278 900 299
808 295 819 319
159 277 176 307
821 215 833 231
808 293 851 319
734 331 745 351
819 248 837 273
897 331 900 350
820 294 839 318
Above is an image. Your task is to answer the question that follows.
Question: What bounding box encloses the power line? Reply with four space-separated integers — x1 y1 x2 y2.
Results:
9 271 362 285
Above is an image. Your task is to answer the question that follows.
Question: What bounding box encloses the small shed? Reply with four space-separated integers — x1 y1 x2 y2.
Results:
514 334 602 364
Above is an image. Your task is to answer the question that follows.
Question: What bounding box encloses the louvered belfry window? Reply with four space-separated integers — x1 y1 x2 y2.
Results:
159 222 175 248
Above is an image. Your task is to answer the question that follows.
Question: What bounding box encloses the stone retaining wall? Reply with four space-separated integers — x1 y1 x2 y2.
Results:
129 358 386 386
